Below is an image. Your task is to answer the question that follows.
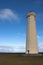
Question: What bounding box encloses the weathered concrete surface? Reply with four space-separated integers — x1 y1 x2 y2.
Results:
26 12 38 54
0 53 43 65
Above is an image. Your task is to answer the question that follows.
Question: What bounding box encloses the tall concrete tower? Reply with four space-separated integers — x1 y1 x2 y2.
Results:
26 11 38 54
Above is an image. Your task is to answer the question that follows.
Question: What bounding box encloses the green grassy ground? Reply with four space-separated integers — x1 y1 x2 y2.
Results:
0 53 43 65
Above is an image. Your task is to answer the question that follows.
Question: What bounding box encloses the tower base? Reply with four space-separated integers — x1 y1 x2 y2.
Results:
26 50 38 54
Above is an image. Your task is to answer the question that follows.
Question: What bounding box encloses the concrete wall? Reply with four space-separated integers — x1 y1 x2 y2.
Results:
26 12 38 54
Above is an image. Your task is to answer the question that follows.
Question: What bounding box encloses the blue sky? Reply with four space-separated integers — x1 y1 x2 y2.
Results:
0 0 43 52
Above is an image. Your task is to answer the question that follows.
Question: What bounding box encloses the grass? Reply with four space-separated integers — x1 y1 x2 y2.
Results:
0 53 43 65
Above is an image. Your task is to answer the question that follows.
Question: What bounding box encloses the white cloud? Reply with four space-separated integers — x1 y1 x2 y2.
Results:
37 35 40 39
0 46 14 52
38 43 43 52
0 9 19 22
39 44 43 49
0 45 26 53
14 45 25 52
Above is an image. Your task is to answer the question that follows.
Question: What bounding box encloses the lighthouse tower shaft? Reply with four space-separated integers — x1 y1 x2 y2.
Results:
26 12 38 54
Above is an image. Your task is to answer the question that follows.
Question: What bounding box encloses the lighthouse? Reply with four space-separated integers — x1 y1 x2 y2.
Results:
26 12 38 54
